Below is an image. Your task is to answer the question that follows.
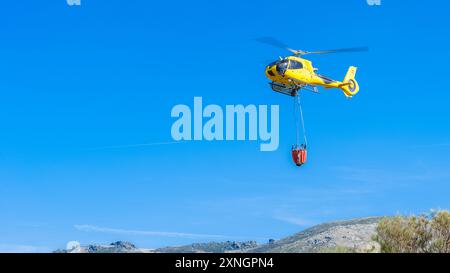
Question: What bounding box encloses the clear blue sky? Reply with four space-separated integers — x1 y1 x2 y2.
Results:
0 0 449 252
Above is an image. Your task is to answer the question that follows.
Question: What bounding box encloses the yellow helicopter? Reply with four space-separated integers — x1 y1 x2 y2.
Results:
257 37 368 97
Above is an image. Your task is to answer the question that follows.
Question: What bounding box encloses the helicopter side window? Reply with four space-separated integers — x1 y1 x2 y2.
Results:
289 60 303 69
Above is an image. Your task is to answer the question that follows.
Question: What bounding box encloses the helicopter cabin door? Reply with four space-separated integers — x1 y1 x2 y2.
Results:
288 59 310 83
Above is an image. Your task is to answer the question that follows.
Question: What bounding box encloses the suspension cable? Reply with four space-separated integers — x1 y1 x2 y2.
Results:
293 95 300 146
295 92 308 147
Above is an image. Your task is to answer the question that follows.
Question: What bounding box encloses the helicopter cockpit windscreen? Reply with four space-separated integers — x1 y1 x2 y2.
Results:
276 59 289 75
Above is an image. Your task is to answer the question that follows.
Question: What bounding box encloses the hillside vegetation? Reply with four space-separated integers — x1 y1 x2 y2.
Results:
374 210 450 253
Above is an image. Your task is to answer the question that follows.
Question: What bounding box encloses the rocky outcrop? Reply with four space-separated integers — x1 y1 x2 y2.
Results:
156 241 258 253
246 217 381 253
57 241 145 253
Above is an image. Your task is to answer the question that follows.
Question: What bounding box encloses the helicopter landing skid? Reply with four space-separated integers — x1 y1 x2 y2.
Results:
269 82 319 97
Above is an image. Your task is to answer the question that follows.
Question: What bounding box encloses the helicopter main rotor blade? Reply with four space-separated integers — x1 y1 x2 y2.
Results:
255 37 368 56
254 37 288 49
254 37 301 55
305 47 369 55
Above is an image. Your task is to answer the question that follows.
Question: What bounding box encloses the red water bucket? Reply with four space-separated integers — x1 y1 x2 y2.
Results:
292 148 307 166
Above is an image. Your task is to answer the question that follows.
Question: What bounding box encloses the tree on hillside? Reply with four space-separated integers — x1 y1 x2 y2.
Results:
374 210 450 253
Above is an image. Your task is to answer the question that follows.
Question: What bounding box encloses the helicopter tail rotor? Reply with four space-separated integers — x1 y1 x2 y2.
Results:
339 66 360 97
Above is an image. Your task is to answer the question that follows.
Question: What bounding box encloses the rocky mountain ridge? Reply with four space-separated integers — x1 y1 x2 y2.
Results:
57 217 382 253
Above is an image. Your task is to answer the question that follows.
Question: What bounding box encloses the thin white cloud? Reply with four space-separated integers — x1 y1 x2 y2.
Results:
411 143 450 149
0 244 50 253
74 224 228 239
333 166 450 184
86 141 185 151
272 214 314 227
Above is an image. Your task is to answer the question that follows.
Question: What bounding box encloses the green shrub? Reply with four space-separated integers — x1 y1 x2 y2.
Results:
374 210 450 253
